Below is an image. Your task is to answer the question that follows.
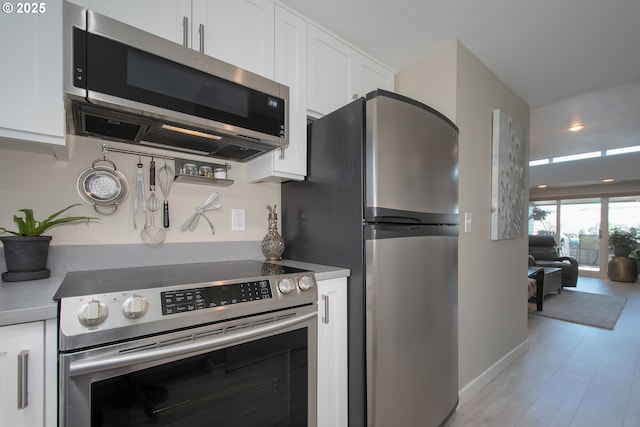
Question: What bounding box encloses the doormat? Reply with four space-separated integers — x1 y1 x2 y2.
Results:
529 289 626 330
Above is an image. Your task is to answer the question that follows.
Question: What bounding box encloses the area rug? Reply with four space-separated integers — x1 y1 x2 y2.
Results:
530 289 626 330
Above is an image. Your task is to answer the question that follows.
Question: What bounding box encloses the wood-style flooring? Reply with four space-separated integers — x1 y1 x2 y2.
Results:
445 276 640 427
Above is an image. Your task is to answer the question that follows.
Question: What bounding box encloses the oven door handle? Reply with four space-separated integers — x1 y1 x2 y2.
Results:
69 311 317 377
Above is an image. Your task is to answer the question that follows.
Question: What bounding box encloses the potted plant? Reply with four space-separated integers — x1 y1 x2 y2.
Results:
0 204 97 282
608 227 639 257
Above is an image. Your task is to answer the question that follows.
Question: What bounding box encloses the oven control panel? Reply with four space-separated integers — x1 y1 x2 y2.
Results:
161 280 272 315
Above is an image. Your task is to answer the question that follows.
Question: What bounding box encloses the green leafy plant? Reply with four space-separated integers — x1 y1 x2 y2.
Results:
0 204 98 237
529 206 550 222
608 227 639 255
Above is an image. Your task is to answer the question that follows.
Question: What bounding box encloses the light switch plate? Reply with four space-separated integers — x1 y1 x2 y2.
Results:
464 212 472 233
231 209 245 231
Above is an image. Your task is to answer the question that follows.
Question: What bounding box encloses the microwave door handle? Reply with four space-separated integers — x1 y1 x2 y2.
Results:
68 311 317 377
182 16 189 47
198 24 205 53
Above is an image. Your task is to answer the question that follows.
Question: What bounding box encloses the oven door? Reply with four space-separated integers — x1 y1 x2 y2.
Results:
59 306 317 427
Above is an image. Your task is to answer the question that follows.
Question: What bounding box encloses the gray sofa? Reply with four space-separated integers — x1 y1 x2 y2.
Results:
528 234 579 288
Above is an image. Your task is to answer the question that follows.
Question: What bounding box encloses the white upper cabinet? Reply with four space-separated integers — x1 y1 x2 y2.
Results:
246 5 307 182
88 0 191 44
307 25 357 118
89 0 274 78
192 0 275 78
0 2 66 158
307 23 394 118
357 54 395 98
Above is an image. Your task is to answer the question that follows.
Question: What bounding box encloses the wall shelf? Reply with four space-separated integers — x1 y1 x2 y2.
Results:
100 144 234 187
174 159 233 187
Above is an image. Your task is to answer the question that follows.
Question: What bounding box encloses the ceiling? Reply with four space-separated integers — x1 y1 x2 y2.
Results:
279 0 640 161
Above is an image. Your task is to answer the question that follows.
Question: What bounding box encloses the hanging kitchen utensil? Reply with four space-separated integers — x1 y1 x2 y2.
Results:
141 210 166 245
141 157 166 245
132 156 147 229
157 158 174 228
146 158 160 213
181 192 222 235
77 152 129 215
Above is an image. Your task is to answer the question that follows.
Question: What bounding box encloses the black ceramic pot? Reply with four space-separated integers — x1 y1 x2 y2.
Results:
0 235 52 282
613 245 632 257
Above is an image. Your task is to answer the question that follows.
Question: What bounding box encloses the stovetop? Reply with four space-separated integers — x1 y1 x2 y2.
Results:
54 260 305 299
56 260 318 351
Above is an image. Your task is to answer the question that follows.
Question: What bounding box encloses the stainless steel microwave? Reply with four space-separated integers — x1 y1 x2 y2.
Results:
63 1 289 162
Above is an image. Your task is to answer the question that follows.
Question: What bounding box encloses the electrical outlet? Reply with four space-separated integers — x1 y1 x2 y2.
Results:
231 209 245 231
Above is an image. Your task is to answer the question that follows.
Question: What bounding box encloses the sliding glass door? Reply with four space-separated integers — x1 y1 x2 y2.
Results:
560 199 601 273
529 195 640 278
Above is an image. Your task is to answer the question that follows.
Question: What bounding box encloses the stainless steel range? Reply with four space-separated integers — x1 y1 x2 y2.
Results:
55 260 317 427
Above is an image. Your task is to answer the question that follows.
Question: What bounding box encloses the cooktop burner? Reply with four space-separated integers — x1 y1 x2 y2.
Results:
54 260 305 299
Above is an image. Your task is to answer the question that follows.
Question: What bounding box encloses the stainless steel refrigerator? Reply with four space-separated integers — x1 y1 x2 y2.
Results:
282 90 459 427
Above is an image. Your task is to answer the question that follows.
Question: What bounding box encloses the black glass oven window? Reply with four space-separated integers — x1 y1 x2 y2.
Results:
90 329 308 427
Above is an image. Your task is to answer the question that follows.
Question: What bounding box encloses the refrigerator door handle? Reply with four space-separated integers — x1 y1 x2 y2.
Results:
365 223 459 240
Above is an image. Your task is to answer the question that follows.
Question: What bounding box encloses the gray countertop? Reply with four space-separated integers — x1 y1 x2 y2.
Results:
0 275 62 326
0 259 349 327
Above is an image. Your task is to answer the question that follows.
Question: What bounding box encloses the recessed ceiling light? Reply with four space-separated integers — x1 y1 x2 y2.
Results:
537 184 548 188
602 178 614 183
567 123 585 132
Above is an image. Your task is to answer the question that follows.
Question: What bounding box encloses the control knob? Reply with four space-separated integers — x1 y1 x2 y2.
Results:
122 295 149 319
78 299 108 326
297 275 314 291
278 278 296 294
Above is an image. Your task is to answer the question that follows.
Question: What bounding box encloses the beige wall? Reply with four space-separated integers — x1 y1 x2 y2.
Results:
0 136 279 245
397 40 530 398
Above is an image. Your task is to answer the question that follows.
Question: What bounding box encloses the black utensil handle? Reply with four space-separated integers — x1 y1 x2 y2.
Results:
163 200 169 228
150 160 156 190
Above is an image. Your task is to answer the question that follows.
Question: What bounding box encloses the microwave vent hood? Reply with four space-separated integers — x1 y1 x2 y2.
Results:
63 2 289 163
67 101 272 162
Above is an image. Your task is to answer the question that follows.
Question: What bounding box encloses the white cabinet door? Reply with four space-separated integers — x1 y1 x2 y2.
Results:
307 24 395 118
317 277 348 427
0 3 65 156
192 0 275 78
307 24 357 118
43 319 56 427
88 0 191 45
0 322 45 427
356 55 395 97
246 5 307 182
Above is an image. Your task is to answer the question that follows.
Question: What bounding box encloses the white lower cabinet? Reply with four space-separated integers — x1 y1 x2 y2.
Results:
0 322 46 427
317 277 348 427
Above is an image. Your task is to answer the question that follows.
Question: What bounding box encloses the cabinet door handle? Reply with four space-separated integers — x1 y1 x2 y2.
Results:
17 350 29 409
279 148 285 160
322 294 330 324
199 24 205 53
182 16 189 47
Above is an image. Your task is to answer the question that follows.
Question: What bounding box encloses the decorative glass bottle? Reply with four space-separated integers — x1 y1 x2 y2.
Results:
261 205 285 261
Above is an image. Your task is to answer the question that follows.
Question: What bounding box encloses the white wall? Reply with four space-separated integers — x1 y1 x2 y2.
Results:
396 40 530 400
0 136 280 246
530 151 640 188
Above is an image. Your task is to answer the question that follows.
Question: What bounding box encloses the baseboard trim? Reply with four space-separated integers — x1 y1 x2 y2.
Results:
457 338 529 406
